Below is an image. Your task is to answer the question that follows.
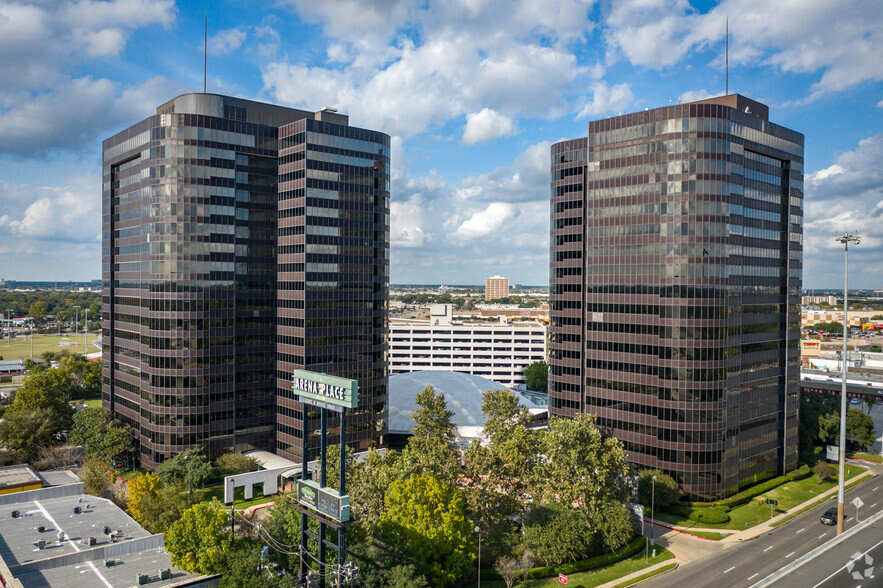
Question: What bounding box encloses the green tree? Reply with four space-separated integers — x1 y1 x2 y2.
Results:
522 361 548 392
532 414 630 520
157 448 213 499
82 458 113 497
28 301 47 323
215 452 260 477
377 474 475 586
69 407 132 465
522 502 594 565
127 472 190 533
819 408 877 450
402 386 460 482
800 391 839 456
809 321 843 334
636 470 680 509
350 449 409 531
0 407 63 460
591 501 634 554
165 498 231 574
219 541 297 588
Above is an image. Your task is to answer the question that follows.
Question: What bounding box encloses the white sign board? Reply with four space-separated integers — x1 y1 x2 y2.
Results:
826 445 839 462
852 496 864 509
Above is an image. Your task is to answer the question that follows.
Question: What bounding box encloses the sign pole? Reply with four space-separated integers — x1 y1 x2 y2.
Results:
319 408 327 588
300 405 309 581
338 408 346 585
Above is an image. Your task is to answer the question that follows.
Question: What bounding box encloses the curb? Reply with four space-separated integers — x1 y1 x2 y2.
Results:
645 519 723 541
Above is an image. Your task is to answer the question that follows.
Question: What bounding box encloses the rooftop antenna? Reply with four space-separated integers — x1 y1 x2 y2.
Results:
203 14 207 93
725 17 729 95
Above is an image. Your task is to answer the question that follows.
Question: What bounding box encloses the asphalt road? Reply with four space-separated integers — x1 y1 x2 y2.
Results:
645 471 882 588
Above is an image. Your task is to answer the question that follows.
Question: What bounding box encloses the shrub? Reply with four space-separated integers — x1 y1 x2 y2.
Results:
215 452 260 476
636 470 680 508
813 461 835 482
680 465 811 509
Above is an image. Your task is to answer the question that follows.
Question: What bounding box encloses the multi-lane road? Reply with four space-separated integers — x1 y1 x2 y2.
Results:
646 467 882 588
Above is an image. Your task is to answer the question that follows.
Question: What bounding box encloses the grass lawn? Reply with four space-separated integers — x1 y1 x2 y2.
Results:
771 472 874 527
613 562 678 587
682 530 727 540
0 333 100 360
71 398 102 409
195 482 278 510
514 548 674 587
656 464 866 530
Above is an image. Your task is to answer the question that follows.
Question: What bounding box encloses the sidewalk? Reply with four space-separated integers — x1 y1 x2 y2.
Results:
641 468 877 544
595 559 679 588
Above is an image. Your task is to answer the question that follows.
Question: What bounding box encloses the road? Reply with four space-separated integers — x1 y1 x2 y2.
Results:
645 470 882 588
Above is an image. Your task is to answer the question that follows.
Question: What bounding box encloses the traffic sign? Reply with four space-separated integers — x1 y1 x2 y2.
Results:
559 573 568 584
852 496 864 509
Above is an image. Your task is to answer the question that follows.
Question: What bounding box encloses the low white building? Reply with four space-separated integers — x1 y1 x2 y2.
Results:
389 304 547 387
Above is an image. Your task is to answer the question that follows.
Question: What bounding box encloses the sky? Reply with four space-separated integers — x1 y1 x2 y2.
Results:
0 0 881 288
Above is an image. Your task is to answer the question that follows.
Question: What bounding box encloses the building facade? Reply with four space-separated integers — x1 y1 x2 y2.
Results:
485 275 509 300
389 305 546 387
549 94 803 498
102 94 388 469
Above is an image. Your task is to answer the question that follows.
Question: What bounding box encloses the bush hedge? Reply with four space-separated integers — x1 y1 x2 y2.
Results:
667 505 729 524
679 464 811 510
479 536 646 581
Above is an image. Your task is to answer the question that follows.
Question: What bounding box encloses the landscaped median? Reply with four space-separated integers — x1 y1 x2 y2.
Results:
479 537 674 587
653 463 866 531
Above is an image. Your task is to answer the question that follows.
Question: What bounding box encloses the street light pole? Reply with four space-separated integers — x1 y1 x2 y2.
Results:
475 525 481 588
651 475 656 556
6 309 13 346
83 309 89 354
73 305 80 339
835 233 859 536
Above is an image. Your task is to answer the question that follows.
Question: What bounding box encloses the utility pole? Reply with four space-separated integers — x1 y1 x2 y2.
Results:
73 305 80 340
835 233 860 535
83 309 89 354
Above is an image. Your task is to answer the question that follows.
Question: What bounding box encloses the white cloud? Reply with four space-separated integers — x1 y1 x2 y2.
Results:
452 202 517 241
678 89 715 103
461 108 516 145
603 0 883 101
803 134 883 287
208 28 247 56
577 81 634 118
0 76 182 156
456 141 550 203
877 99 883 108
0 175 100 244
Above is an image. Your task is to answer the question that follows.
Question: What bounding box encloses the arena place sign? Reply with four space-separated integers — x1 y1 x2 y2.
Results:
291 369 358 411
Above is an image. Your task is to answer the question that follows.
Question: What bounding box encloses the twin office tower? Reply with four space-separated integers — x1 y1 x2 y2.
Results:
103 92 802 499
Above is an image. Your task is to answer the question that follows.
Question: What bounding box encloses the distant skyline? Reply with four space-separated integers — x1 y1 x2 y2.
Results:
0 0 881 287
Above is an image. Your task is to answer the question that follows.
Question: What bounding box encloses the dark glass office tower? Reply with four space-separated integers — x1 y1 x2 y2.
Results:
549 94 803 498
275 115 390 464
102 94 389 469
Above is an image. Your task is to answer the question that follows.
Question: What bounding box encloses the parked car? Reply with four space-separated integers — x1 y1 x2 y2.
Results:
850 397 863 406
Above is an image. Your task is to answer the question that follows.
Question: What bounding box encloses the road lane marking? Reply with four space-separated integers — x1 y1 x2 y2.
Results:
724 566 736 574
817 533 827 539
763 545 775 552
786 551 796 558
812 536 883 588
873 486 879 491
796 527 806 534
871 502 878 509
748 573 759 580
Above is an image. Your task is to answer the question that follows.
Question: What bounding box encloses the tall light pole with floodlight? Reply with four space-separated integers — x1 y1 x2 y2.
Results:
835 233 859 535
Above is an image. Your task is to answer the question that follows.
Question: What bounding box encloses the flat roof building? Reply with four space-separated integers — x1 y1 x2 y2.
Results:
102 94 389 468
485 275 509 301
549 94 804 498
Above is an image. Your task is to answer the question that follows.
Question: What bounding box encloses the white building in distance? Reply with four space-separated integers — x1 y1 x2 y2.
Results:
389 304 547 387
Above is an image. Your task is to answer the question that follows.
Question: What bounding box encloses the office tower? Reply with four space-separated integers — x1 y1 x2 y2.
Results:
549 94 803 498
102 93 389 468
485 275 510 300
274 112 390 463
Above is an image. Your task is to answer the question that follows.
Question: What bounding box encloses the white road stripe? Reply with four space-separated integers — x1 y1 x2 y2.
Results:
33 500 112 588
763 545 775 552
724 566 736 574
871 503 878 509
818 533 827 539
748 573 759 580
786 551 796 558
873 486 879 491
796 527 806 534
812 536 883 588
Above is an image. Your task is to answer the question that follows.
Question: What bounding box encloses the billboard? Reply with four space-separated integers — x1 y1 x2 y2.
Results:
826 445 839 462
291 369 358 412
297 479 351 522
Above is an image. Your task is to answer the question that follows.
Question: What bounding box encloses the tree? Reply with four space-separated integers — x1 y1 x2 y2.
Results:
157 448 213 499
800 391 839 456
82 459 113 497
0 407 64 460
636 470 680 509
28 301 47 323
219 541 297 588
532 414 630 519
522 361 548 392
127 473 163 527
377 474 475 586
350 449 409 531
591 500 634 554
165 498 231 574
809 321 843 334
215 452 260 477
864 394 878 415
494 556 521 588
69 407 132 465
819 408 876 450
522 502 594 565
127 472 190 533
401 386 460 483
813 461 835 482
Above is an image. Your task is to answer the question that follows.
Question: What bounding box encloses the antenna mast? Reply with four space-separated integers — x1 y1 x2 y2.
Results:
725 17 729 95
203 14 207 93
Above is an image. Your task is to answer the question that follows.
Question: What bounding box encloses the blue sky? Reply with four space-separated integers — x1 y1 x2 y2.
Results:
0 0 881 287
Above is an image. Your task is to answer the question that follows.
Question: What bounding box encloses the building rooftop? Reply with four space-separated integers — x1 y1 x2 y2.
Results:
0 485 199 588
389 371 547 436
0 465 41 491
